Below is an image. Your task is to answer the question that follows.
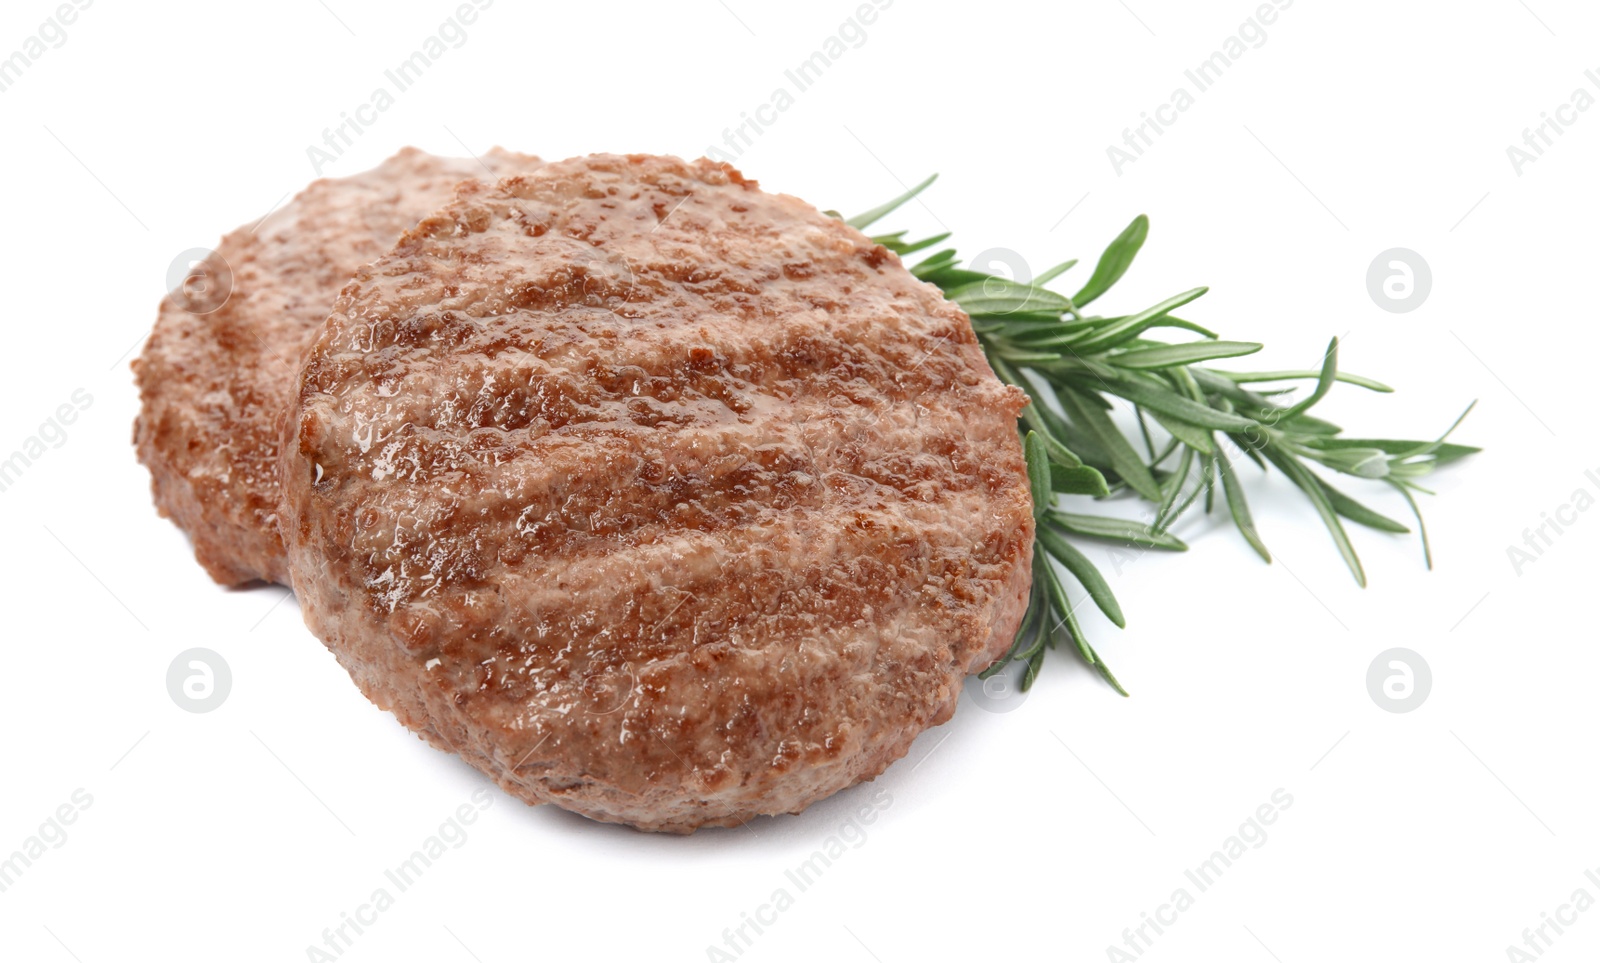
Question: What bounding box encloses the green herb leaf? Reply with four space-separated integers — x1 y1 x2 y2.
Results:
845 173 938 231
1057 386 1163 501
1047 511 1188 551
1312 475 1411 534
1024 431 1052 520
1279 337 1341 420
1100 374 1256 432
1033 259 1080 286
1053 462 1112 495
1216 443 1270 562
947 278 1075 316
1391 481 1434 570
1263 445 1368 586
1073 215 1149 308
1113 341 1264 369
1038 523 1126 628
1219 369 1393 392
1070 287 1210 353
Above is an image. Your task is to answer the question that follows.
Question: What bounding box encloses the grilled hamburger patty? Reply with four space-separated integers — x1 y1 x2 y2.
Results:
133 147 541 585
281 154 1034 831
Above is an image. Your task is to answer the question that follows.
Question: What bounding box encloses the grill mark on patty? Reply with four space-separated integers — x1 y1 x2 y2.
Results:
415 501 1001 788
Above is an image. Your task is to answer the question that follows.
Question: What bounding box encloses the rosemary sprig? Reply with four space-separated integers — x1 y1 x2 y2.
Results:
843 177 1479 693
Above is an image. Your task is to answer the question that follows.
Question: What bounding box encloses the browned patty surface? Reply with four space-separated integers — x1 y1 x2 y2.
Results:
133 147 540 585
280 154 1033 831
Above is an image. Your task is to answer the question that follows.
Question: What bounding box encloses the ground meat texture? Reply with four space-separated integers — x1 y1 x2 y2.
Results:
133 147 541 585
280 153 1034 832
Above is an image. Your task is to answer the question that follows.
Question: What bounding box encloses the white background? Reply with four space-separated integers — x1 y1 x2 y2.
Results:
1 1 1596 960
